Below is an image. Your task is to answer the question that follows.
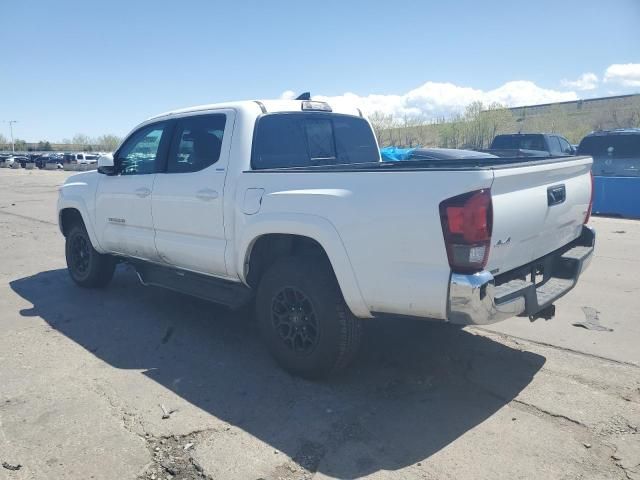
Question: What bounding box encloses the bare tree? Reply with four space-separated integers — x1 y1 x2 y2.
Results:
72 133 91 147
368 111 395 146
95 134 122 151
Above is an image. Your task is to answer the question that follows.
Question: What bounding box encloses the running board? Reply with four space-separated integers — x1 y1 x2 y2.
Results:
132 261 253 309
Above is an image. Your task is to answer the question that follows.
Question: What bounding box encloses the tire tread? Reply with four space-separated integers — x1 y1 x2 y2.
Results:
256 255 362 378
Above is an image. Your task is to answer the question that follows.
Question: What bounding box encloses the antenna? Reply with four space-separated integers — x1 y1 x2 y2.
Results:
295 92 311 100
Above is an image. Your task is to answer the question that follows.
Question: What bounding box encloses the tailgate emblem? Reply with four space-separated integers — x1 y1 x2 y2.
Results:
547 184 566 206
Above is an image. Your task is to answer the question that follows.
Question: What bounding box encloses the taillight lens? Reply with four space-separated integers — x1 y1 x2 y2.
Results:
584 170 594 224
439 189 493 273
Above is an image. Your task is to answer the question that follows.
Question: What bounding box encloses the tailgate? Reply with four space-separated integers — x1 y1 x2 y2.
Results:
486 156 592 275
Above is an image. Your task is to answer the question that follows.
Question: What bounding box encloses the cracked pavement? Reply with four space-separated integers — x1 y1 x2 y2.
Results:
0 169 639 479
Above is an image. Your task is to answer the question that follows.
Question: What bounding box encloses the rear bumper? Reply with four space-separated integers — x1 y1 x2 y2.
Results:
448 225 595 325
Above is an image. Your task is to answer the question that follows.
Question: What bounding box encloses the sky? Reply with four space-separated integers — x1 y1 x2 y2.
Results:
1 0 639 141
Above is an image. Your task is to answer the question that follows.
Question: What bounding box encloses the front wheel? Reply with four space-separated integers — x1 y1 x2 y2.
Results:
256 256 362 379
65 224 116 288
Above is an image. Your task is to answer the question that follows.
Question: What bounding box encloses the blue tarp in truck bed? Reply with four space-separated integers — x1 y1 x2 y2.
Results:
380 146 415 161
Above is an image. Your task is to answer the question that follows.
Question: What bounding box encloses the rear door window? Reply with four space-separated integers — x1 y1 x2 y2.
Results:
166 114 227 173
578 134 640 158
252 113 378 169
578 134 640 177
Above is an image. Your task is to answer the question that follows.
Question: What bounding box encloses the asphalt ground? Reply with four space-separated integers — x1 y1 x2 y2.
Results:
0 168 638 480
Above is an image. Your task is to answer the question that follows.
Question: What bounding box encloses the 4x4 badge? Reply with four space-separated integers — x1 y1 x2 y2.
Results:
495 236 511 247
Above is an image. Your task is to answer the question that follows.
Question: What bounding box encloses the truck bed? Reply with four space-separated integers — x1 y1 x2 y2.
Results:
238 155 593 320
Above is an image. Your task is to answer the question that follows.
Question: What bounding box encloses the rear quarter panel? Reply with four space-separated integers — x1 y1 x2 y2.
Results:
234 169 493 320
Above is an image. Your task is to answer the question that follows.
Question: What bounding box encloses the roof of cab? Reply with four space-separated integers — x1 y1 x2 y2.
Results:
146 99 363 122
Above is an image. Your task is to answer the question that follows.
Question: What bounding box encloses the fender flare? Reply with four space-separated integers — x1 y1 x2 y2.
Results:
236 213 372 318
58 197 105 253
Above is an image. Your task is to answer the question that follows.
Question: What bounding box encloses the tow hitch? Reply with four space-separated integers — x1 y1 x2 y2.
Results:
529 304 556 321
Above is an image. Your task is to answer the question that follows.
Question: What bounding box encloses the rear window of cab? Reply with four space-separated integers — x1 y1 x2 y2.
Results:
251 113 379 170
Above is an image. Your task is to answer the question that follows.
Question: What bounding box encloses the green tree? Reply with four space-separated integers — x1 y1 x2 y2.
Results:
439 113 463 148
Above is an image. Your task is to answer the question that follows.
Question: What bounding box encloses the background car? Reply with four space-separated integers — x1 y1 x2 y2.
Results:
78 154 99 164
3 156 29 168
577 128 640 177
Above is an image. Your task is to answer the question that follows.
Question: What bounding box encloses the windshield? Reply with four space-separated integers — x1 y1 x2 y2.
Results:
491 134 546 151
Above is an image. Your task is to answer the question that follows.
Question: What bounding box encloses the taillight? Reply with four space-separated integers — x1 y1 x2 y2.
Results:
584 170 594 224
439 189 493 273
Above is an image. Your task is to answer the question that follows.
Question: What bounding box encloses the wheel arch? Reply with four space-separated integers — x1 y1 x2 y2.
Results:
237 214 371 318
58 201 104 253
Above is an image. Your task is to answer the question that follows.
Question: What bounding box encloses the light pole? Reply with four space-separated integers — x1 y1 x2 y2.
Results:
8 120 17 152
2 120 18 152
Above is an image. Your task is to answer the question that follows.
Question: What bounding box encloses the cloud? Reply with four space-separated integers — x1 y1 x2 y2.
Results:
604 63 640 87
289 80 578 120
561 73 598 91
280 90 297 100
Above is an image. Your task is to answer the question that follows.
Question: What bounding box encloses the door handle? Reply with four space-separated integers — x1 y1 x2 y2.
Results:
135 187 151 198
196 189 219 201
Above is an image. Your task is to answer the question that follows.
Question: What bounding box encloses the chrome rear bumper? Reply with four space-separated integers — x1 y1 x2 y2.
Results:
448 225 595 325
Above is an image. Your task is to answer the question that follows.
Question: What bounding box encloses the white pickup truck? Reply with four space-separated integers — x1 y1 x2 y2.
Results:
57 98 595 378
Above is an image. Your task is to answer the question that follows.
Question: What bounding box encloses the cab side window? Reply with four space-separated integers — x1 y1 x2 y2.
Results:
548 136 562 155
558 137 573 155
116 123 167 175
167 114 226 173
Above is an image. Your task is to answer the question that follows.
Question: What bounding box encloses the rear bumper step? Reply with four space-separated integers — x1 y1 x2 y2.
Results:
448 225 595 325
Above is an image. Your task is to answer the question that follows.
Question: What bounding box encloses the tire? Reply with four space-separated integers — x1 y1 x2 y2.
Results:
65 223 116 288
256 255 362 379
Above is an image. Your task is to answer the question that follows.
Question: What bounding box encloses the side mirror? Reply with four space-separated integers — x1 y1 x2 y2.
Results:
97 153 116 175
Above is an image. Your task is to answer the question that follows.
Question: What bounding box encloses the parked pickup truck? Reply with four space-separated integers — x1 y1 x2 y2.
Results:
486 133 576 158
57 99 595 378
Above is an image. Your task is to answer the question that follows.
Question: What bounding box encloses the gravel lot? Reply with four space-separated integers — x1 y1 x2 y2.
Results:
0 168 639 480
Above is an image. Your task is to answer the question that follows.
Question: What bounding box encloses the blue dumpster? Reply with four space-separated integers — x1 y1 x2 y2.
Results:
593 176 640 219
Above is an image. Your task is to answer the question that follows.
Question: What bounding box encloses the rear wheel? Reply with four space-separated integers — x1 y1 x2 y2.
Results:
65 224 116 288
256 256 362 379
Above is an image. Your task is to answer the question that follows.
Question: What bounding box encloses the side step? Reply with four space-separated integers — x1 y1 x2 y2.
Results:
132 261 253 310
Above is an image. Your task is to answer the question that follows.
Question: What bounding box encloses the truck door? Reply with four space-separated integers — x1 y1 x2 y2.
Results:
151 110 235 276
95 121 171 261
